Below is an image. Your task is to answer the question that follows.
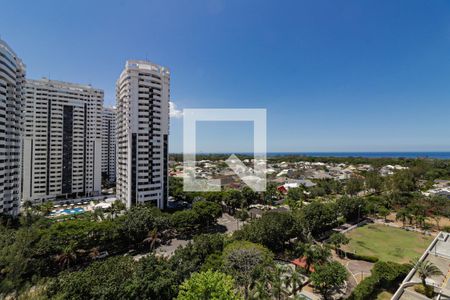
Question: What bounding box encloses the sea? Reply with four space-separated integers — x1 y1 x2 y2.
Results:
266 152 450 159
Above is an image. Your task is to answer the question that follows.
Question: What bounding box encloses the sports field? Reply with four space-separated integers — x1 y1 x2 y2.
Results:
342 223 434 263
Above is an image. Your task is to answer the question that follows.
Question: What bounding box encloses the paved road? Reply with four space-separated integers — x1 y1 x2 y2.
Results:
155 238 190 257
217 213 244 234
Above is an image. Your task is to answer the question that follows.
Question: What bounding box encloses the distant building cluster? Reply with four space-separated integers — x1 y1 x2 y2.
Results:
169 158 409 191
0 38 170 215
423 180 450 199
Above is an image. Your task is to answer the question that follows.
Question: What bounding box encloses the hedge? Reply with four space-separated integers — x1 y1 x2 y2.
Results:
345 252 379 263
348 261 410 300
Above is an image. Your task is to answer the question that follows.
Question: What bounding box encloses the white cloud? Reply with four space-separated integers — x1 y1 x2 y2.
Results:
169 101 183 118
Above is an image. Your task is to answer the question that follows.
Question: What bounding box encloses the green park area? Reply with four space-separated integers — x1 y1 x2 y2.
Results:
343 224 434 263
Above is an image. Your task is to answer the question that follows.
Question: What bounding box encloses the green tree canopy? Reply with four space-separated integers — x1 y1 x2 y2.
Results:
328 233 350 257
192 201 222 228
298 201 339 237
336 196 367 222
310 261 348 299
176 270 242 300
233 212 297 252
222 241 274 299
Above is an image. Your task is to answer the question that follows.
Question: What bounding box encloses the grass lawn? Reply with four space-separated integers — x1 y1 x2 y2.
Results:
342 224 434 263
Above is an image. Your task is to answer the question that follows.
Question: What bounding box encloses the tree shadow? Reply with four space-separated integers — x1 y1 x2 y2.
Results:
206 224 228 233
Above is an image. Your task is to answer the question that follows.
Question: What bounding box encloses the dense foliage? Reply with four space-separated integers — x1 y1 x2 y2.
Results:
3 154 450 298
0 201 225 297
310 261 348 299
348 261 410 300
233 212 299 252
176 270 242 300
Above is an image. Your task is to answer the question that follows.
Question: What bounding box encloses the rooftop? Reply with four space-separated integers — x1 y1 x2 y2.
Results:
27 77 103 93
125 60 170 76
0 38 25 69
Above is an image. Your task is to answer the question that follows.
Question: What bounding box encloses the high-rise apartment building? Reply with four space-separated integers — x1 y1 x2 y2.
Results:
0 39 25 215
116 60 170 209
101 107 116 185
22 78 103 204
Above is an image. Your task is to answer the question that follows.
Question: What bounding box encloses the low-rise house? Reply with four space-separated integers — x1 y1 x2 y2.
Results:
308 170 332 180
357 164 374 172
265 168 276 175
434 180 450 188
277 179 316 194
287 179 316 187
423 187 450 199
277 169 294 177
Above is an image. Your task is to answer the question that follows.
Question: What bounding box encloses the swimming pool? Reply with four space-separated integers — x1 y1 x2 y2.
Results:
50 207 85 216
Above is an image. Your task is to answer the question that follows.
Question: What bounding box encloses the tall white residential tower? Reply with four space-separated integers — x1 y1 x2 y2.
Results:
101 107 116 185
0 39 25 215
22 78 103 203
116 61 169 209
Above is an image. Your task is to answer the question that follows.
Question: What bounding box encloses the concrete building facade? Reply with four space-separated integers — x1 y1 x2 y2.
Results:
101 107 116 185
22 78 103 204
0 39 25 215
116 60 169 209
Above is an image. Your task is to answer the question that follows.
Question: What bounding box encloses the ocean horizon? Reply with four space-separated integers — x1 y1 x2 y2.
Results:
175 152 450 159
267 152 450 159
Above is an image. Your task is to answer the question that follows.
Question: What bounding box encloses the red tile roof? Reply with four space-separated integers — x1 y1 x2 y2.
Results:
292 257 315 272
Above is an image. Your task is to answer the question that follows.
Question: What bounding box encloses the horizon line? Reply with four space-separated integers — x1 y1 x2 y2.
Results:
170 150 450 154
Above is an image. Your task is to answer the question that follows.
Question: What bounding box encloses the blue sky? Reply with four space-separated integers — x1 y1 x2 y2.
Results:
2 0 450 152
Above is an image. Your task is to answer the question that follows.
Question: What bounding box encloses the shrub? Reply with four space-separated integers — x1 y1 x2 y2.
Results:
345 252 379 263
414 284 434 297
235 209 249 221
348 261 409 300
176 270 242 300
349 276 379 300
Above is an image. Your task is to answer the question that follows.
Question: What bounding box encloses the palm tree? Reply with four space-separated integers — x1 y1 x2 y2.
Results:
283 267 304 297
249 280 270 300
269 265 289 300
22 200 33 212
21 200 38 226
416 215 427 229
377 207 390 222
412 258 443 288
38 201 54 215
302 243 331 274
395 209 409 227
89 247 100 260
92 207 105 221
55 244 78 269
111 200 126 218
143 228 160 251
302 244 316 274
